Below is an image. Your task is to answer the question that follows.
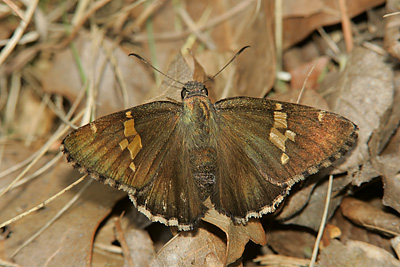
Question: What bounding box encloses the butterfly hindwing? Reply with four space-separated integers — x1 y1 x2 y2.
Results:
130 119 208 229
212 97 357 221
62 101 207 230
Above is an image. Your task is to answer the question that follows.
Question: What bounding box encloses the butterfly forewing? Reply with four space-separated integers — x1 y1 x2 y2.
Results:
62 101 207 230
213 97 357 221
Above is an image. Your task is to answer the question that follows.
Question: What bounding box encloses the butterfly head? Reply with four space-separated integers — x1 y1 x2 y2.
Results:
181 81 208 99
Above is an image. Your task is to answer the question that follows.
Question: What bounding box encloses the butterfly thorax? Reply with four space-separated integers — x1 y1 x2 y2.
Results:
181 92 218 199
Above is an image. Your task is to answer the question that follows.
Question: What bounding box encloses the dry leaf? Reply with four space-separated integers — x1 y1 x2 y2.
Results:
150 52 193 102
331 203 394 255
203 200 267 266
319 239 400 267
266 226 316 259
1 156 125 265
320 224 342 248
289 56 330 91
151 227 226 267
124 229 155 266
384 0 400 59
329 47 394 173
42 33 153 116
278 174 348 231
282 0 386 49
341 197 400 236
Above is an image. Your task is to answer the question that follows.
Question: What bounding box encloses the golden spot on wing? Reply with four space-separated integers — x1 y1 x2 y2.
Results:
270 125 297 165
126 111 133 119
127 134 142 159
273 111 287 128
318 111 325 122
281 153 289 165
269 127 286 152
90 122 97 133
124 119 138 137
129 162 136 172
275 103 283 110
285 130 296 142
119 139 129 150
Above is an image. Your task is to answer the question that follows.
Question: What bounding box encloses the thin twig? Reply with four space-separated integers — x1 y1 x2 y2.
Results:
0 31 39 46
274 0 283 73
0 0 38 66
2 0 27 22
177 7 216 50
383 11 400 18
128 0 164 32
296 59 318 104
0 83 86 180
130 0 256 42
0 110 84 197
145 1 161 86
4 72 21 129
94 243 123 254
310 175 333 267
180 6 213 55
53 0 112 50
317 27 341 56
0 258 20 267
0 149 39 179
101 40 130 109
0 175 87 230
10 177 91 258
0 153 63 192
338 0 353 53
114 215 134 267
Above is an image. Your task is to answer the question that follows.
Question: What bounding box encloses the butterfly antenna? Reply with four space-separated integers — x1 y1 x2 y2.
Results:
204 46 250 83
129 53 186 86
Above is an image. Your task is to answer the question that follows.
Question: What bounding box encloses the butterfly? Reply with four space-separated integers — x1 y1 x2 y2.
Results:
61 52 358 231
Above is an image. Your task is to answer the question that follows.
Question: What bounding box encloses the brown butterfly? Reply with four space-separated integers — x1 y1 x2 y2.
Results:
61 50 357 231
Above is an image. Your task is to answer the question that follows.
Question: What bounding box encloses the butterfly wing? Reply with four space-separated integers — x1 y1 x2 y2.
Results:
212 97 358 222
61 101 206 230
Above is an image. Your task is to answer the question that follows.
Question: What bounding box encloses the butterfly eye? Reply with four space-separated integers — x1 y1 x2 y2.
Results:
201 87 208 96
181 88 188 99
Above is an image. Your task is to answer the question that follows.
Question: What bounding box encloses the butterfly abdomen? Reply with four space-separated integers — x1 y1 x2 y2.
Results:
181 95 220 199
189 147 217 198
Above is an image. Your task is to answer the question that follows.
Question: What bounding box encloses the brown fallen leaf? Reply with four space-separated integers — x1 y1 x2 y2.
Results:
319 239 400 267
1 153 125 266
151 226 227 267
384 1 400 59
254 254 311 266
120 227 156 267
42 32 154 117
278 174 348 231
266 225 316 259
374 94 400 214
328 46 394 174
288 56 330 91
320 224 341 249
202 199 267 266
282 0 386 49
341 197 400 236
